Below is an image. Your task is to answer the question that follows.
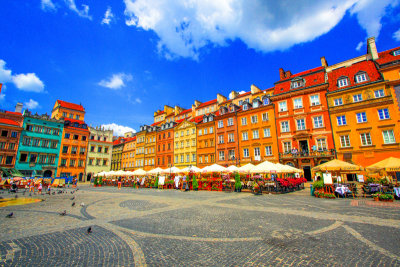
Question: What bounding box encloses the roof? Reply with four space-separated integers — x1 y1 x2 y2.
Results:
125 136 136 143
4 110 22 116
165 113 175 118
197 99 217 108
56 100 85 112
376 47 400 65
151 121 162 126
327 60 382 92
155 110 165 115
274 66 325 95
175 118 185 124
190 115 203 123
65 118 86 124
113 138 125 145
176 109 192 117
0 118 20 126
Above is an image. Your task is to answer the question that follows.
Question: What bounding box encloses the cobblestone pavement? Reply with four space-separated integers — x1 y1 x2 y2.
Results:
0 185 399 266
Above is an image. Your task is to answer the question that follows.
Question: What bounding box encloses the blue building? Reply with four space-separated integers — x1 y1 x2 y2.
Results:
15 110 64 177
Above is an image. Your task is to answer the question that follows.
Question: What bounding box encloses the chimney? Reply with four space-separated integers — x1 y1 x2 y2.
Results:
217 93 227 104
320 56 328 68
279 68 285 80
15 102 23 113
194 100 201 107
285 70 292 79
251 84 261 94
367 37 378 60
229 91 239 100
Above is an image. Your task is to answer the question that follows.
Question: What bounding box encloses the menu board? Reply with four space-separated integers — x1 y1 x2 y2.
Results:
323 172 333 184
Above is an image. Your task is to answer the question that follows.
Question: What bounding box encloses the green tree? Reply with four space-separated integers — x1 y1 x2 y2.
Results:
235 172 241 190
192 174 199 190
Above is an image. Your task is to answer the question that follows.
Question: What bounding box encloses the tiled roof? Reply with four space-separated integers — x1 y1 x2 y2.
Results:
274 67 325 95
220 99 233 105
125 136 136 142
177 109 192 115
197 99 217 108
0 118 20 126
56 100 85 112
151 121 162 126
190 115 203 123
376 47 400 65
175 118 185 124
327 60 382 92
65 118 86 124
4 111 22 116
165 113 174 117
156 110 165 115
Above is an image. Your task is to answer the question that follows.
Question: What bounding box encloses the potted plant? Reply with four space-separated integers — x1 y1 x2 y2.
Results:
372 193 380 201
98 176 103 187
192 175 199 191
378 193 394 202
234 173 242 192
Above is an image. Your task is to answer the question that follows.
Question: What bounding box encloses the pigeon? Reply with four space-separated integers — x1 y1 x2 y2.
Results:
71 202 75 207
80 202 85 207
70 196 75 201
6 212 13 218
60 210 66 216
87 226 92 234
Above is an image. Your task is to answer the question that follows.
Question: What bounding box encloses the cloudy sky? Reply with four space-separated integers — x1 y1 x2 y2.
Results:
1 0 400 136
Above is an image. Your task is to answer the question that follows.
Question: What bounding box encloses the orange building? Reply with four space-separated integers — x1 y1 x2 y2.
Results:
156 121 175 169
326 59 400 167
215 104 240 167
271 66 335 180
121 136 136 170
135 125 158 170
196 114 216 168
237 91 279 165
51 100 85 121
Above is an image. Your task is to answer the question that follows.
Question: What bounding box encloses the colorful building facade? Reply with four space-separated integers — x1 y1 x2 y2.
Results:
156 121 175 169
196 114 216 168
121 136 136 170
15 110 64 177
111 137 125 171
174 120 197 168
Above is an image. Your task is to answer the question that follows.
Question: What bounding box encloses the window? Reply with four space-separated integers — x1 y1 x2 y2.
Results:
192 128 195 134
209 127 213 134
262 113 269 121
239 100 243 106
251 115 258 124
71 146 77 154
1 130 8 137
378 108 390 120
241 117 247 126
187 130 189 135
353 94 362 102
316 138 327 150
80 147 85 155
313 116 323 128
78 160 84 167
22 137 31 146
227 118 234 126
338 78 348 87
265 146 272 156
243 148 249 158
53 129 59 136
97 146 102 153
263 97 270 105
355 73 367 83
218 135 224 144
35 126 43 133
192 139 196 146
252 129 259 139
69 113 73 118
60 159 67 166
254 147 260 157
394 50 400 56
180 141 184 148
293 98 303 109
218 120 223 128
283 142 291 153
181 131 184 137
291 80 303 88
204 128 207 135
263 128 271 138
105 147 109 153
62 146 68 153
337 115 347 126
279 101 287 112
296 119 306 130
41 139 49 148
32 138 40 147
19 153 28 162
228 133 234 142
62 112 67 118
5 156 13 165
192 154 196 162
243 104 248 111
310 95 320 106
26 125 33 131
281 121 289 132
175 132 178 138
356 112 367 123
82 136 87 141
219 151 225 160
29 154 37 163
374 89 385 98
90 146 95 152
198 129 202 136
382 130 395 144
360 133 372 146
186 140 190 147
228 149 235 160
38 155 46 164
64 133 70 139
334 98 343 106
175 155 178 163
11 131 17 138
242 132 248 141
340 135 351 147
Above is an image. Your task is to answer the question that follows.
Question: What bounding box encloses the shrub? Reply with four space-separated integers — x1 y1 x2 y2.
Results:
234 173 241 190
192 175 199 190
312 180 324 189
378 193 394 200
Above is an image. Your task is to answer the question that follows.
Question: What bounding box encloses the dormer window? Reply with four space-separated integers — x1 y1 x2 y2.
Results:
253 101 259 108
338 77 349 88
209 116 213 121
238 100 243 106
355 72 368 83
291 78 304 89
243 104 248 111
263 97 270 105
204 118 208 123
393 49 400 56
229 106 234 112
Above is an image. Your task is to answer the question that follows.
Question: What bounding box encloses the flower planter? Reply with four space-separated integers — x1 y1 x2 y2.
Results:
380 199 394 202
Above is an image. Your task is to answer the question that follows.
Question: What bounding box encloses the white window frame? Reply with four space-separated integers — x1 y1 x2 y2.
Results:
262 112 269 121
263 128 271 138
310 94 320 106
382 130 395 144
338 78 349 88
279 101 287 112
241 117 247 126
265 146 272 156
353 94 363 102
334 98 343 106
374 89 385 98
356 112 367 123
228 133 234 143
378 108 390 120
316 138 327 150
242 132 248 141
313 116 323 128
293 97 303 109
219 151 225 161
360 133 372 146
281 121 290 133
252 129 259 139
227 118 234 126
243 148 249 158
337 115 347 126
218 135 224 144
340 135 351 147
218 120 223 128
283 142 291 153
251 115 258 124
296 119 306 131
355 73 367 83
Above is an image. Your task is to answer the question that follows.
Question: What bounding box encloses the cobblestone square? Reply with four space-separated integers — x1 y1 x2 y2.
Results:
0 185 399 266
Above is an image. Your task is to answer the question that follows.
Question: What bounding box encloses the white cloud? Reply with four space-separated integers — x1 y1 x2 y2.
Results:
135 98 142 104
24 99 40 110
101 123 136 136
12 73 45 93
102 6 114 25
0 59 45 93
64 0 92 20
41 0 57 11
98 73 132 89
394 28 400 41
123 0 397 60
355 41 364 51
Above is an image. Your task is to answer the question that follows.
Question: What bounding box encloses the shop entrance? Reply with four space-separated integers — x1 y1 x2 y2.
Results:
299 140 309 155
303 166 311 181
43 170 53 177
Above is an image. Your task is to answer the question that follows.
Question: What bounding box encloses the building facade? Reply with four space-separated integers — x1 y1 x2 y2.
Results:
15 110 64 177
144 126 158 171
85 126 113 181
156 121 175 169
196 114 216 168
111 137 125 171
174 120 197 168
121 136 136 170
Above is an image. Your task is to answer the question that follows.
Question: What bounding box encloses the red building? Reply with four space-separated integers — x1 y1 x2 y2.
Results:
156 121 176 169
271 66 335 180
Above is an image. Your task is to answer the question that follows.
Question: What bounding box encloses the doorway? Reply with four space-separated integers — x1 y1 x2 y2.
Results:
299 140 309 155
43 170 53 178
87 173 92 182
303 166 311 181
79 173 83 181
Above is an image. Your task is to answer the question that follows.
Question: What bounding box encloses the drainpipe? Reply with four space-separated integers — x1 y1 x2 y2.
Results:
272 102 281 164
325 92 337 160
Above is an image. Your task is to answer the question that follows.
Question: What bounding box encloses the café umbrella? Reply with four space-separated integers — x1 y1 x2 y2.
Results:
312 159 363 172
366 157 400 172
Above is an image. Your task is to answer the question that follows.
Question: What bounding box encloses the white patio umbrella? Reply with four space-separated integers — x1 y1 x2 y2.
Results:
250 160 277 173
132 168 147 176
148 167 164 175
105 170 117 177
115 170 127 176
125 171 135 176
275 163 303 173
226 165 239 172
161 166 182 174
238 163 255 173
202 163 227 173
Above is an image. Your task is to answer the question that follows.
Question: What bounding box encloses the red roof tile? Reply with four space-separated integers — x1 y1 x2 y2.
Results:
376 47 400 65
156 110 165 115
166 113 174 117
5 111 22 116
56 100 85 112
197 99 217 108
151 121 162 126
175 119 185 124
0 118 20 126
178 109 191 115
274 67 325 95
190 115 203 123
327 60 382 92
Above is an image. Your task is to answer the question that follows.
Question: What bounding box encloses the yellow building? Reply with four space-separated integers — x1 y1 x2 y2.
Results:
111 137 125 171
174 119 197 168
144 127 157 171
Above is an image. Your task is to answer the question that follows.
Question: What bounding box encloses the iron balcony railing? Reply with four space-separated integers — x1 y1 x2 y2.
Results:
279 149 336 159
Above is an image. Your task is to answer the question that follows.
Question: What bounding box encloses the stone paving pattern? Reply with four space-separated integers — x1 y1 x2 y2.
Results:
0 185 399 266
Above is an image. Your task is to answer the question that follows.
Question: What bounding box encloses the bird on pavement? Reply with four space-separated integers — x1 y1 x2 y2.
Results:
6 212 13 218
60 210 66 216
71 202 75 207
87 226 92 234
80 202 85 207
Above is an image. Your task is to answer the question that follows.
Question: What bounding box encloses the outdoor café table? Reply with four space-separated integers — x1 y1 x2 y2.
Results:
335 185 351 197
369 184 380 193
394 187 400 198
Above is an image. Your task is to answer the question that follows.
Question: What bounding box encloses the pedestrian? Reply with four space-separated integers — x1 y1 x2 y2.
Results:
47 184 51 195
29 180 35 194
118 176 122 189
136 177 140 189
38 182 43 195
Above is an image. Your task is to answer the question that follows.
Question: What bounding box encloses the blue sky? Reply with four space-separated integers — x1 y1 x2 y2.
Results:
1 0 400 135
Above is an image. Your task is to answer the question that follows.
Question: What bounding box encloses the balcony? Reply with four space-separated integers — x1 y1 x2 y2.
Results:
279 149 336 159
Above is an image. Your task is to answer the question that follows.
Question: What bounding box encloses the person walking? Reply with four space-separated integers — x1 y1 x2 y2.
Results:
29 179 35 194
118 176 122 189
38 182 43 195
47 184 51 195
